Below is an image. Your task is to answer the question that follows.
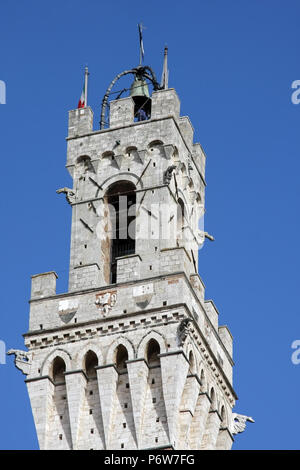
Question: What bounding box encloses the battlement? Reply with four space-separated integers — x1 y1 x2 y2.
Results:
31 272 58 299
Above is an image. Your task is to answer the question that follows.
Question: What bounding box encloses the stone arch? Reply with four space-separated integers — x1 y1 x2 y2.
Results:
107 340 136 448
115 344 128 372
76 154 91 164
125 146 140 165
199 367 207 392
188 350 196 374
101 172 141 192
102 150 115 159
76 342 103 370
219 403 228 427
51 356 66 384
177 196 189 241
146 338 160 365
148 139 164 148
185 342 197 374
138 333 169 447
125 146 137 156
41 348 72 377
148 140 164 159
84 350 99 378
177 188 188 206
104 179 137 283
136 330 168 359
209 386 217 410
75 155 94 174
106 336 135 364
176 189 190 218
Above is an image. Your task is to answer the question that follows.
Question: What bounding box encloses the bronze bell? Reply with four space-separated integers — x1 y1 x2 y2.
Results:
130 76 151 120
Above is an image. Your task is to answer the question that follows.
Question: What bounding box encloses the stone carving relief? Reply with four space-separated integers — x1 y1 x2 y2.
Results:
163 165 177 184
177 318 193 346
230 413 255 435
56 187 76 205
7 349 31 376
95 291 117 316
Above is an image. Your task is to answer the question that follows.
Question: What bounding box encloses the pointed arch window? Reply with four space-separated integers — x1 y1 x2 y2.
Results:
105 181 136 283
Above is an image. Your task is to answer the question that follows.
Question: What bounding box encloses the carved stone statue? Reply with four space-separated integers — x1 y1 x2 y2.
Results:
56 187 76 205
7 349 31 376
163 165 177 184
230 413 255 435
177 318 193 346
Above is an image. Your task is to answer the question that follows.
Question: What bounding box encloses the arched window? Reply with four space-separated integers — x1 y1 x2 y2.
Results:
177 198 185 243
146 339 160 366
105 181 136 283
210 387 216 410
220 405 226 425
51 357 66 384
200 369 206 392
115 345 128 373
84 350 98 378
188 351 195 374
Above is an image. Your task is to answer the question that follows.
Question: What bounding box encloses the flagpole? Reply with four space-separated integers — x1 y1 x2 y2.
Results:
138 23 144 66
84 66 89 107
139 24 142 65
163 46 168 89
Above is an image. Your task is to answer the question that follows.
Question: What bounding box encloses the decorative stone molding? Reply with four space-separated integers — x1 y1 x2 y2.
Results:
95 291 117 316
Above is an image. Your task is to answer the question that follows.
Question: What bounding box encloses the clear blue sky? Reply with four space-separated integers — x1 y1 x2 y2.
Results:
0 0 299 450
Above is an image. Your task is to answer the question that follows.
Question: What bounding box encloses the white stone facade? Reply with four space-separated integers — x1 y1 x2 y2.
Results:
13 82 243 450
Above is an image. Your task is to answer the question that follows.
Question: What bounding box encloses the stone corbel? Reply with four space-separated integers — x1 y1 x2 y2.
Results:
163 144 174 160
137 149 147 164
163 165 177 184
177 318 193 346
114 154 124 169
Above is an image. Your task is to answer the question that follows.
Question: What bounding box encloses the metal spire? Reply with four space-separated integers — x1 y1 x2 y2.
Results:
84 66 89 107
160 45 169 89
138 23 145 65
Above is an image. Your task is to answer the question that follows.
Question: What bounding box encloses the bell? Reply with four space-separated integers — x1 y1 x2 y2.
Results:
130 76 151 120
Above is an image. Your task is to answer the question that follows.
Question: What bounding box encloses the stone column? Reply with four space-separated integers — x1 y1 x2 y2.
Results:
26 376 55 450
200 409 222 450
189 392 211 449
178 375 201 449
65 370 87 449
159 351 189 449
96 364 118 449
216 427 234 450
126 358 149 448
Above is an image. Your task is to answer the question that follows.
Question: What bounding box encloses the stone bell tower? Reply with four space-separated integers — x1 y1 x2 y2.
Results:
11 58 253 450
